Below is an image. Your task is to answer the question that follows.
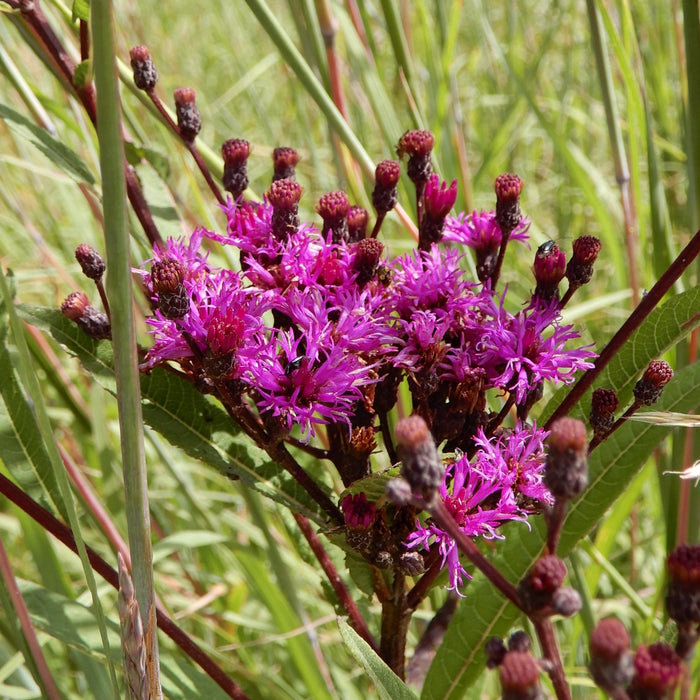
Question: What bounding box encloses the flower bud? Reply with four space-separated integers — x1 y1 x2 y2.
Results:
61 292 111 340
221 138 250 199
272 146 299 182
666 544 700 625
590 388 619 440
589 617 634 692
508 631 532 653
267 179 302 241
347 205 368 243
174 87 201 142
485 636 508 668
633 360 673 406
317 190 350 244
544 417 588 500
518 555 567 615
394 415 443 502
129 45 157 91
341 492 377 551
498 650 543 700
566 236 601 289
353 238 384 287
419 174 458 249
372 159 401 215
533 241 566 303
150 258 189 319
75 243 105 281
494 173 523 235
397 130 434 188
629 643 683 700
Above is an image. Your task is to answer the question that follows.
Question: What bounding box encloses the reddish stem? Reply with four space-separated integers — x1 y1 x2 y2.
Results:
533 618 571 700
294 513 378 652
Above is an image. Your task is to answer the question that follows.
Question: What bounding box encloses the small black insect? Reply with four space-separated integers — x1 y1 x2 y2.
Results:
536 240 557 258
284 356 305 375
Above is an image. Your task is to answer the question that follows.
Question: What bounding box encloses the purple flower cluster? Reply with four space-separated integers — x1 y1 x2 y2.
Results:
134 166 596 590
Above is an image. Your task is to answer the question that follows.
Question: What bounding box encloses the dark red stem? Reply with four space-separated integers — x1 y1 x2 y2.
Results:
293 513 377 652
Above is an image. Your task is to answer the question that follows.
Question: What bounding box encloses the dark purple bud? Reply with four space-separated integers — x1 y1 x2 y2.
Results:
267 178 302 241
61 292 111 340
353 238 384 287
272 146 299 182
317 190 350 244
372 159 401 215
589 618 634 693
485 636 508 668
494 173 523 234
397 130 434 188
394 415 443 502
129 45 158 91
590 388 619 440
544 417 588 500
633 360 673 406
498 651 543 700
508 631 532 653
347 205 368 243
75 243 105 280
666 544 700 625
221 138 250 199
566 236 601 289
174 87 201 142
629 643 683 699
518 555 568 614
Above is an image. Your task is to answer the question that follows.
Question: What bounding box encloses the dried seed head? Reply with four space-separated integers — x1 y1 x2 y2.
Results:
129 45 158 91
174 87 201 141
75 243 105 281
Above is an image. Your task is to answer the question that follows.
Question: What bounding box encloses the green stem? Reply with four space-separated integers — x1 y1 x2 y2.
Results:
90 1 161 695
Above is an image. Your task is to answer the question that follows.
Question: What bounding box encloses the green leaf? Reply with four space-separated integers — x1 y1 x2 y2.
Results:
423 360 700 699
0 103 95 185
338 619 418 700
542 286 700 423
18 305 328 523
73 60 91 90
72 0 90 22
